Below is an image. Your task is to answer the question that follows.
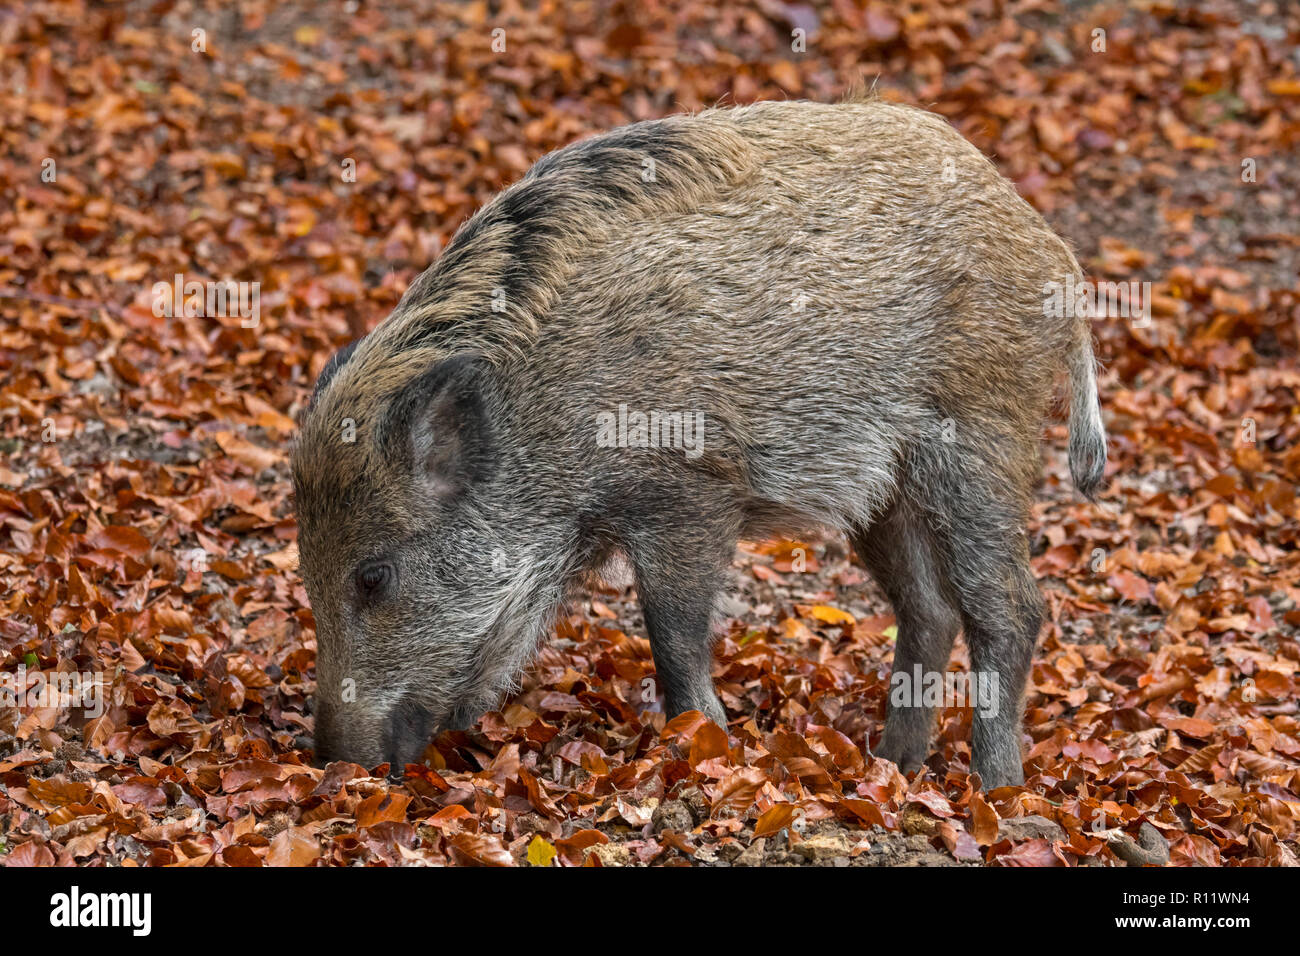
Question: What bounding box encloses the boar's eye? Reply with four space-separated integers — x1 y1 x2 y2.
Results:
354 560 394 603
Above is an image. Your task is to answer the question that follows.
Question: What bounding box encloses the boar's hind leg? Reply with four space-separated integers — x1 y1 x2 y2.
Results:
627 521 732 730
852 502 961 774
916 450 1045 790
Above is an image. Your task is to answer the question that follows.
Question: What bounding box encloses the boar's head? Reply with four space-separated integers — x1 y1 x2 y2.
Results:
292 346 559 772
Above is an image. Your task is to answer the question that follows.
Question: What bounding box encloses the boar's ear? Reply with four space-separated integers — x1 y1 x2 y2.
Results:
380 354 495 497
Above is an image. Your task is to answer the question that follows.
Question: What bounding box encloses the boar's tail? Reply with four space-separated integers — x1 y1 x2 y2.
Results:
1066 318 1107 500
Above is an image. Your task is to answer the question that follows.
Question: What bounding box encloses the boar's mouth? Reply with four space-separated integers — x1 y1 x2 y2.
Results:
383 695 439 774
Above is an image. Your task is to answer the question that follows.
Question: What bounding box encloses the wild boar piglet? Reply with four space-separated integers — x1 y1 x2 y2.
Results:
292 95 1107 789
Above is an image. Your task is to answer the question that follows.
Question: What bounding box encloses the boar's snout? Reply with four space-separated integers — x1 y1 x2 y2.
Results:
381 696 439 774
312 696 438 776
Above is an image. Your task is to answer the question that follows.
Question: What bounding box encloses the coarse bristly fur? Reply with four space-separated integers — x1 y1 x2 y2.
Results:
291 95 1107 788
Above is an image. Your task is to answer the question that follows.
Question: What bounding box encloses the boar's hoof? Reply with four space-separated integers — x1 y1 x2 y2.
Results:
970 757 1026 791
874 733 929 776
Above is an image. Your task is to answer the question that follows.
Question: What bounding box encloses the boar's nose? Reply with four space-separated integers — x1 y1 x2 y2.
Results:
383 696 437 777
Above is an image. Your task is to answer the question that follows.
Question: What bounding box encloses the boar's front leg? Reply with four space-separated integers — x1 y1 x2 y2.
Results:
624 508 735 729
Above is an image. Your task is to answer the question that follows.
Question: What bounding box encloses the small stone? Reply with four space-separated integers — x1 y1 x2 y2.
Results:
793 830 852 862
586 842 631 867
715 841 743 863
1108 822 1169 867
997 814 1066 843
734 837 766 867
900 803 941 837
651 799 695 834
678 786 710 822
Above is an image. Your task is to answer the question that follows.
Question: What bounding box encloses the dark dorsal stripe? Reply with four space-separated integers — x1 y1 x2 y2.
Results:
312 338 361 401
